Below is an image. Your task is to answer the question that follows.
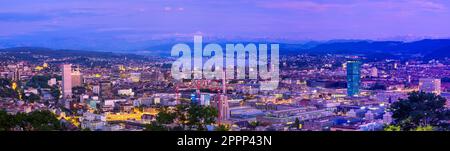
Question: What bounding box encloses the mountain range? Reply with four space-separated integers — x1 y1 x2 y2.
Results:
140 39 450 59
1 39 449 59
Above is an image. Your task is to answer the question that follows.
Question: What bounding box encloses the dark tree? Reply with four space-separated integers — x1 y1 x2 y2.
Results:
294 118 300 129
25 110 62 131
72 86 86 95
175 104 188 129
0 110 13 131
214 124 230 131
1 110 62 131
144 122 167 131
26 75 51 88
156 107 176 124
187 105 218 131
153 104 218 131
202 106 218 125
0 78 20 99
390 91 447 131
50 86 61 100
23 93 41 103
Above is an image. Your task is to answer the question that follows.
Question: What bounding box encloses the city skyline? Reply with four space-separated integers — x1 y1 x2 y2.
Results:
1 0 450 51
2 2 450 150
0 35 449 132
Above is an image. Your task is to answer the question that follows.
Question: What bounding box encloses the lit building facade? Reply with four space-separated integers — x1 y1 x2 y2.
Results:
100 81 113 99
419 78 441 95
130 73 141 82
62 64 73 98
71 66 83 87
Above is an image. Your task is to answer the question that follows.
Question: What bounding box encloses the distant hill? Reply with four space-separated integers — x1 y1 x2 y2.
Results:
0 47 147 60
426 45 450 59
302 39 450 57
142 39 450 59
1 39 449 59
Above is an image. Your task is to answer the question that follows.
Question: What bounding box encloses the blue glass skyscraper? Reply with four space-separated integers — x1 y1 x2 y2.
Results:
347 61 361 97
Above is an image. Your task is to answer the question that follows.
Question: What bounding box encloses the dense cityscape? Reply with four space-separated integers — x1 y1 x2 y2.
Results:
0 44 449 131
1 0 450 134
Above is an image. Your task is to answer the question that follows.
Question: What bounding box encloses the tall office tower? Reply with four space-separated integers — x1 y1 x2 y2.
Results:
62 64 73 98
347 61 361 97
100 81 113 99
419 78 441 95
71 66 83 87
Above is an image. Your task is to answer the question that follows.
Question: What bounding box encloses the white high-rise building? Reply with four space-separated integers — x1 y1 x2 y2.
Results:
48 78 57 86
62 64 73 98
371 67 378 77
93 85 100 95
419 78 441 95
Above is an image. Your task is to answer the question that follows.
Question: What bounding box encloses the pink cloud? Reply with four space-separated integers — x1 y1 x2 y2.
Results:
411 0 446 12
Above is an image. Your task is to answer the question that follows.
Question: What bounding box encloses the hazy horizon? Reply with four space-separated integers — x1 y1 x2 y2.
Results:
1 0 450 51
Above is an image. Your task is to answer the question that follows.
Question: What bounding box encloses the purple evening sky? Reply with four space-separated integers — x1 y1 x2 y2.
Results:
0 0 450 50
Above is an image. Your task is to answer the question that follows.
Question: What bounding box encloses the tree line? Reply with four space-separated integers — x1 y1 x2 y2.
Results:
144 103 229 131
0 110 64 131
386 91 450 131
